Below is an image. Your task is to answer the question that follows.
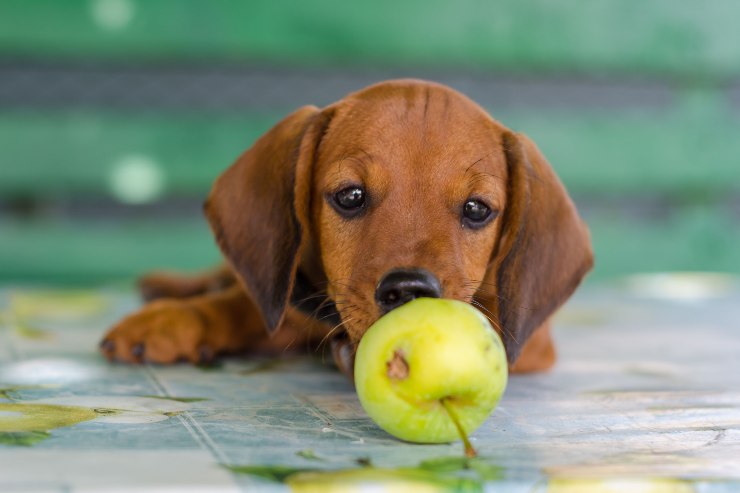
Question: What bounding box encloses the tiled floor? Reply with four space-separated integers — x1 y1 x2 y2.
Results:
1 276 739 492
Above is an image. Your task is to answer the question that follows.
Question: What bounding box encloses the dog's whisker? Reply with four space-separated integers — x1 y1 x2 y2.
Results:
473 303 502 331
470 297 518 344
282 332 300 354
293 301 349 337
304 305 332 326
464 278 533 312
331 281 365 297
471 303 498 329
470 298 496 320
316 316 352 364
293 291 330 305
304 292 349 322
317 318 353 353
469 296 495 319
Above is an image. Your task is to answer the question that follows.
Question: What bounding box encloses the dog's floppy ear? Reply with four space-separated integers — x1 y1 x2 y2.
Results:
490 131 594 364
204 106 333 333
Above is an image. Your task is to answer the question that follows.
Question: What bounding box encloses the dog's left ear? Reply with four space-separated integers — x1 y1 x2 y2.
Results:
488 131 594 365
204 106 334 334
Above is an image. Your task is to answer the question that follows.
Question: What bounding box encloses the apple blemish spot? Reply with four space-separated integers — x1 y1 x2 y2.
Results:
386 350 409 380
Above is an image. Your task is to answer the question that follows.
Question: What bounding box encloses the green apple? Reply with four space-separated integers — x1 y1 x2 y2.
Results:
354 298 508 454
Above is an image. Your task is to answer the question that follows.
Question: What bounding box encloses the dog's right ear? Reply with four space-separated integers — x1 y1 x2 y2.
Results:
204 106 334 334
488 131 593 365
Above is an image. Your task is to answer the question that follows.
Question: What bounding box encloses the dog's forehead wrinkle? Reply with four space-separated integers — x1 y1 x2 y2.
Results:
329 106 492 175
337 147 373 164
466 151 498 173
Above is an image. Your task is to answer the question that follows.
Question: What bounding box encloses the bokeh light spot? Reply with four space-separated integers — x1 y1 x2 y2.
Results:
626 272 736 301
108 155 165 204
90 0 135 31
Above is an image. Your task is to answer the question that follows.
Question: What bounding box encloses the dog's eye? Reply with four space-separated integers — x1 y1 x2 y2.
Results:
330 186 366 217
462 199 497 228
335 187 365 209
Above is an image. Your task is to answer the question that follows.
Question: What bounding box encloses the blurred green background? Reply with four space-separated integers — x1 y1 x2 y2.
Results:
1 0 739 284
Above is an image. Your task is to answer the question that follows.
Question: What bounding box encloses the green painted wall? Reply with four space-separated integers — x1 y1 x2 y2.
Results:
1 1 738 283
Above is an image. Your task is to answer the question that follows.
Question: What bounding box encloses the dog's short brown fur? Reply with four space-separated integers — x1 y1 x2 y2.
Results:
101 80 593 377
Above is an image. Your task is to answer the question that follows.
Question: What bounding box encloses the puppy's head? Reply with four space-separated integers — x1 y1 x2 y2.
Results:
205 80 593 365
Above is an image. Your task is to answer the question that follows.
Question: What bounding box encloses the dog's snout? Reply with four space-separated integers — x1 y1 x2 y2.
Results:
375 268 442 314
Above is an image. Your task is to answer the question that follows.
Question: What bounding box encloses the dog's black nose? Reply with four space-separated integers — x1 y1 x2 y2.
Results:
375 268 442 314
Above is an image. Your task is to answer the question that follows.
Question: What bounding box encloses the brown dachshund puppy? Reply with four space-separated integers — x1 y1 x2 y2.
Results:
100 79 593 377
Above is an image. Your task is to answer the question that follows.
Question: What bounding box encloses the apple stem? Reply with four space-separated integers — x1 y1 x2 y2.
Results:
440 398 477 458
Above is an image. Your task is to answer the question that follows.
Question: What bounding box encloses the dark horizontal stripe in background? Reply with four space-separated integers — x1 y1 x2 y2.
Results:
0 63 678 111
2 194 739 222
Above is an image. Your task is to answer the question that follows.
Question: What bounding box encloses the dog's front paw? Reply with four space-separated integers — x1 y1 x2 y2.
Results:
100 299 214 364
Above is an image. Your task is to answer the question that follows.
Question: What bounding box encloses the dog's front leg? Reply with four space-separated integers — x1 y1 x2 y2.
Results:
100 284 334 364
100 284 261 364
